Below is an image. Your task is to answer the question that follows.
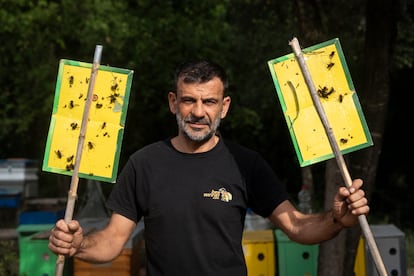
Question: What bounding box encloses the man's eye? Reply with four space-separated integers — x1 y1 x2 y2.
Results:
181 99 194 104
204 100 217 105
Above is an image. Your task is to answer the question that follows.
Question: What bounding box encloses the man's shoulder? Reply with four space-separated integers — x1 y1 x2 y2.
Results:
222 139 264 171
223 139 258 157
130 139 171 158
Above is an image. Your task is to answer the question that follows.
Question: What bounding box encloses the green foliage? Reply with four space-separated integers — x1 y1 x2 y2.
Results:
0 0 58 156
0 0 133 158
0 240 19 276
394 0 414 69
0 0 412 202
407 229 414 269
0 0 413 274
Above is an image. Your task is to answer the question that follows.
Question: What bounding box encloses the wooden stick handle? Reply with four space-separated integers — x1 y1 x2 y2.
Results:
54 45 103 276
289 37 388 276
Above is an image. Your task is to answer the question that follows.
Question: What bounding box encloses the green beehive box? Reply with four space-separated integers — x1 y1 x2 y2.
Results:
17 224 56 276
275 229 319 276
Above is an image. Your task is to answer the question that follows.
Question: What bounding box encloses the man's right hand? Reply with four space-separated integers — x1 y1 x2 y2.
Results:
48 219 84 257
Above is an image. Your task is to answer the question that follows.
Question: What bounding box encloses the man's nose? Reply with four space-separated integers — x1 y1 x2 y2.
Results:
191 101 205 117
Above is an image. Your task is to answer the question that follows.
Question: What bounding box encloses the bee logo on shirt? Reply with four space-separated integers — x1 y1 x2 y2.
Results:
203 188 233 202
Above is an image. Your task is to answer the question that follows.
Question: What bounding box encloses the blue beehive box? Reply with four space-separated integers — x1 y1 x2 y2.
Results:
0 189 21 207
19 210 59 225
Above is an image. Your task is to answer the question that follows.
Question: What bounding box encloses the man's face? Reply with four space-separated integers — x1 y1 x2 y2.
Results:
168 77 231 142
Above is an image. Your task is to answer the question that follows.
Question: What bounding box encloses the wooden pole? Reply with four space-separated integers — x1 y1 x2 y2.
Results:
289 37 388 276
54 45 103 276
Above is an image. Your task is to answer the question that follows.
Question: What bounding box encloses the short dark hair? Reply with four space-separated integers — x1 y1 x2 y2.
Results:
174 60 229 92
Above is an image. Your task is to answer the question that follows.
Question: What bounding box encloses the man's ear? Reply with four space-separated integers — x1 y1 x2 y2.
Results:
220 96 231 119
168 92 177 114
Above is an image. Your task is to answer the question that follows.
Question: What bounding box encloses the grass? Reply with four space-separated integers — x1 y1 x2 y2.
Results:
0 240 19 276
406 229 414 269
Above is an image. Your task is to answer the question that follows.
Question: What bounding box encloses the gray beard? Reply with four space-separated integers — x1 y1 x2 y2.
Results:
176 113 221 142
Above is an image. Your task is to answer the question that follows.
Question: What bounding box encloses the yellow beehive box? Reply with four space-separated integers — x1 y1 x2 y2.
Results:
242 229 276 276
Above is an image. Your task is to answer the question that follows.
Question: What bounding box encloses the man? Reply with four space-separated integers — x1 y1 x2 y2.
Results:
49 60 369 275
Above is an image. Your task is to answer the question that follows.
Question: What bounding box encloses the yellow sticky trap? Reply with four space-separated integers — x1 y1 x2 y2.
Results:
42 59 134 182
268 38 373 166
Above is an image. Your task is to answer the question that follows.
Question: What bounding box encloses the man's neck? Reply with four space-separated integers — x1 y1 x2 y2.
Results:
171 134 219 153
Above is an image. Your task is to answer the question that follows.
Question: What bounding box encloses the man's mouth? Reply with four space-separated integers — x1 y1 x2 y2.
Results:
188 122 207 127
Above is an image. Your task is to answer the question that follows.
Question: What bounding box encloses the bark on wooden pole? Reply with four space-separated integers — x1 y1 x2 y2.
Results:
289 37 388 276
54 45 103 276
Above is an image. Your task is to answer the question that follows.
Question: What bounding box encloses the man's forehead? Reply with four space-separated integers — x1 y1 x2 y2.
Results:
177 78 224 97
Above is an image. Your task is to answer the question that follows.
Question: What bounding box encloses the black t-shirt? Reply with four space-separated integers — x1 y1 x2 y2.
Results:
106 137 288 276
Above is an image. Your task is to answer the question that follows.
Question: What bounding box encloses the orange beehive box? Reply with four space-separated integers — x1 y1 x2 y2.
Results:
73 248 132 276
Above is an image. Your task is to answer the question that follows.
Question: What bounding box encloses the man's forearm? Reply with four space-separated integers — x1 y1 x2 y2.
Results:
75 230 124 263
289 210 344 245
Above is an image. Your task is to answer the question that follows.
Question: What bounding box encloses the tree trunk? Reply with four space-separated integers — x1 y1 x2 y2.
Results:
350 0 396 198
346 0 398 273
293 0 398 274
318 159 346 275
293 0 354 274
